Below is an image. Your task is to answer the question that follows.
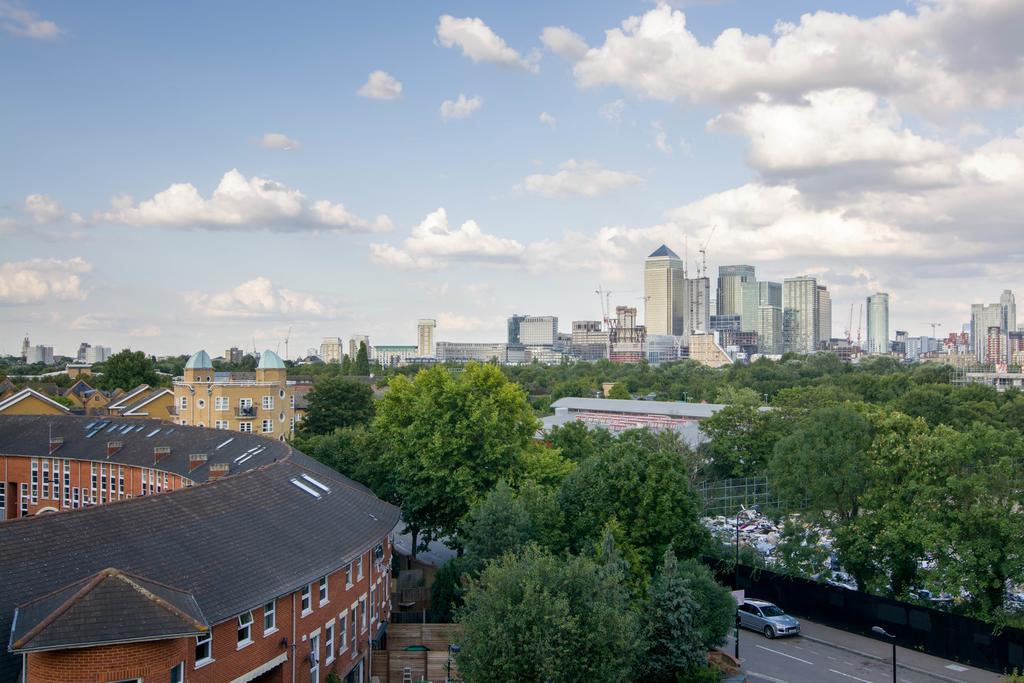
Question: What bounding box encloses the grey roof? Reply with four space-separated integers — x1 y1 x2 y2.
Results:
0 415 290 483
184 350 213 369
10 569 206 652
648 244 680 259
540 412 708 449
0 452 399 679
549 396 726 419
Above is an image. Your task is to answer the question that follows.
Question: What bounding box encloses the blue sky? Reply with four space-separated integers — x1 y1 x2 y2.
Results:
2 0 1023 357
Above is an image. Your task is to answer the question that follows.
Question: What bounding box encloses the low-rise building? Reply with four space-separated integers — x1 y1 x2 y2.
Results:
541 396 728 447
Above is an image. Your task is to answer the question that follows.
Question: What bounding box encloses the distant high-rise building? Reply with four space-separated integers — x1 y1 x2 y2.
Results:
985 326 1007 365
610 306 645 363
684 277 711 337
866 293 890 355
349 335 370 359
1000 290 1016 337
570 321 608 361
507 314 528 345
417 319 436 357
717 265 756 318
759 282 782 309
757 305 784 355
21 335 29 361
783 276 818 354
225 346 245 364
970 302 1002 363
816 285 832 346
644 245 686 336
519 316 558 346
77 342 91 362
319 338 343 363
26 345 54 365
85 346 112 364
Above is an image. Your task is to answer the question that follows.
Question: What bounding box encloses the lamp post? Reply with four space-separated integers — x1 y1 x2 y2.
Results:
446 643 461 683
872 626 896 683
734 504 758 588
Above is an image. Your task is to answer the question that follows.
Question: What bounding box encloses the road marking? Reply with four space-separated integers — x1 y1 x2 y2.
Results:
756 644 814 665
828 668 875 683
945 664 969 672
746 671 792 683
827 656 838 661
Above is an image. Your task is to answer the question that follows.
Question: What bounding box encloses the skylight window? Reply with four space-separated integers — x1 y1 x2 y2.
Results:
84 422 96 430
165 428 175 434
300 473 330 493
216 437 234 450
134 424 145 432
85 429 100 439
106 424 119 433
290 478 322 499
146 428 161 438
235 453 254 465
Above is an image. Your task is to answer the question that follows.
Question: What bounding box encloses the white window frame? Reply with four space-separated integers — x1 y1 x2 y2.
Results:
215 396 229 411
359 595 367 632
357 555 364 581
179 395 188 410
237 610 253 648
170 661 184 683
195 632 213 667
301 584 312 615
345 562 353 588
239 421 252 433
310 630 321 682
263 600 277 635
319 576 329 606
325 619 336 664
262 395 274 410
338 611 348 653
239 397 253 409
262 419 274 433
370 585 376 623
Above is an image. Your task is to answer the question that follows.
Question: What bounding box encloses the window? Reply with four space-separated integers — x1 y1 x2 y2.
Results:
195 632 212 666
370 586 376 622
357 555 364 581
290 394 296 408
279 388 286 399
170 662 184 683
262 395 274 410
310 632 320 682
351 608 357 656
215 420 229 430
262 419 274 433
338 612 348 652
301 584 312 614
239 422 252 433
215 396 229 411
179 396 188 411
319 576 328 606
359 597 367 631
237 610 253 646
325 620 335 664
197 398 205 409
345 562 353 587
239 397 253 409
263 600 276 633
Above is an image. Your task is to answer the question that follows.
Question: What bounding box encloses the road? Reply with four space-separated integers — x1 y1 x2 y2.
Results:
726 619 1000 683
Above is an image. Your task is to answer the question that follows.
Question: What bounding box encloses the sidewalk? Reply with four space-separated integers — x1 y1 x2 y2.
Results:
798 620 1001 683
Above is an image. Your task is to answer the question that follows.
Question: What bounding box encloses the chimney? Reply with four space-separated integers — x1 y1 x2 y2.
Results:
48 436 64 454
106 441 123 458
153 446 170 464
208 463 229 479
188 453 208 472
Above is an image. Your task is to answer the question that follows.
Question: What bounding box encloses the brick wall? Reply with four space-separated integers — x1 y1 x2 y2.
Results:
27 638 186 683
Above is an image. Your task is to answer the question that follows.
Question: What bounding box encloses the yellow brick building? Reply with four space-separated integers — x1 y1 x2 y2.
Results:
173 349 297 439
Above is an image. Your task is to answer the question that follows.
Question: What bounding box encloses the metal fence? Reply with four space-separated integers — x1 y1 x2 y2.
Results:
704 557 1024 674
699 477 781 517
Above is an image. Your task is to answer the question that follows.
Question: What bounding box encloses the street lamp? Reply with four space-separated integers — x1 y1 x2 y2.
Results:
871 626 896 683
446 643 461 683
735 504 759 588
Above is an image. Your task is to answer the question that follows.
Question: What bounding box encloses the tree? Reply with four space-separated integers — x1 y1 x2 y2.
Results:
606 382 631 399
374 363 538 553
558 429 708 578
461 481 535 561
456 546 639 683
638 551 735 681
299 377 375 435
774 519 832 579
701 405 785 479
340 354 353 375
545 421 612 462
94 349 160 390
354 342 370 376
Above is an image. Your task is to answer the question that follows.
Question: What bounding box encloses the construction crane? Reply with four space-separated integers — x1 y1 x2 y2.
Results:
923 322 942 338
845 303 854 343
283 325 292 361
698 224 717 278
856 303 863 349
595 285 613 330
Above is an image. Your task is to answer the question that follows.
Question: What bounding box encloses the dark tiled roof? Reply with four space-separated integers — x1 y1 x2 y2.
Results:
0 454 399 679
10 569 206 652
0 415 290 483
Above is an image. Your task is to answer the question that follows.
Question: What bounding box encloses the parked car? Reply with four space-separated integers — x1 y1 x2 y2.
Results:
737 599 801 639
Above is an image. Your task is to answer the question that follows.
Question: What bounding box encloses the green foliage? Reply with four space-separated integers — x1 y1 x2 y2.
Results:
429 556 476 623
93 349 160 390
299 377 375 435
456 546 640 683
354 342 370 376
701 405 786 479
607 382 631 399
545 421 613 462
462 481 535 561
774 519 831 579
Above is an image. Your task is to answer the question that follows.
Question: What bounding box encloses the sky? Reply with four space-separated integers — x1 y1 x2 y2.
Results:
2 0 1023 358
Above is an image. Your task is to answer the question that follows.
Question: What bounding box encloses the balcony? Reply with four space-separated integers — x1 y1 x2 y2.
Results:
235 406 257 418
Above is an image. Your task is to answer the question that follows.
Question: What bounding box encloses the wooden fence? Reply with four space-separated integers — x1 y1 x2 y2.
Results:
371 624 463 683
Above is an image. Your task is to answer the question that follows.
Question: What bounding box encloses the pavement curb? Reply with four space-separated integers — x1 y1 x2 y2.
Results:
799 633 967 683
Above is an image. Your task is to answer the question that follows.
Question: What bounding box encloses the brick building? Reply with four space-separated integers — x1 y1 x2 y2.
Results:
0 415 400 682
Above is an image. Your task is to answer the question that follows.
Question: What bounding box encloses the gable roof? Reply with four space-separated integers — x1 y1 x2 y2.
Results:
0 456 399 678
63 379 96 399
106 384 151 411
120 388 173 417
0 389 70 415
10 568 206 653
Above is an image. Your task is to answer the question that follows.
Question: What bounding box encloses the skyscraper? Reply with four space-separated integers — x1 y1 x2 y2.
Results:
1000 290 1016 336
684 276 711 337
866 293 890 355
816 285 832 346
320 337 343 363
783 276 818 354
644 245 686 336
759 282 782 309
717 265 756 316
757 305 783 355
349 335 370 359
519 316 558 346
971 302 1003 363
507 314 528 345
417 319 436 358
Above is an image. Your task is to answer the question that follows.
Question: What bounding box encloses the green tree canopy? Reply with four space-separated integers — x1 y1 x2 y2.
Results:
354 342 370 376
94 349 160 390
299 377 375 435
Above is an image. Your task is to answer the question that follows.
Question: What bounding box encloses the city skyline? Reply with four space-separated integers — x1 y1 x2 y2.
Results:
4 1 1024 356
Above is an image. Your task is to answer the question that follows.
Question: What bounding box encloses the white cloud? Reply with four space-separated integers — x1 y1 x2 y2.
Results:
440 94 482 121
370 208 524 270
184 276 332 318
538 112 556 128
24 194 65 222
436 15 537 72
258 133 300 151
129 325 163 337
0 1 61 39
96 169 391 233
0 257 91 304
435 312 507 334
600 99 625 122
651 122 672 154
567 2 1024 117
540 26 588 60
357 70 403 100
522 160 643 198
